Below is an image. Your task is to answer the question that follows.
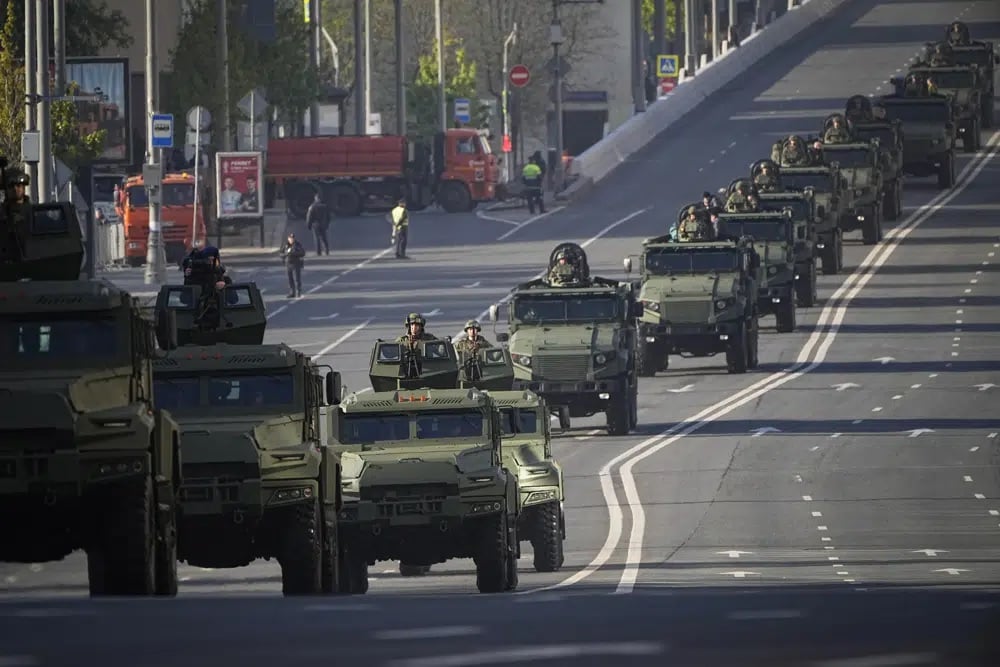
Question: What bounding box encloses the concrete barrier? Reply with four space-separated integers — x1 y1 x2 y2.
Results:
560 0 849 201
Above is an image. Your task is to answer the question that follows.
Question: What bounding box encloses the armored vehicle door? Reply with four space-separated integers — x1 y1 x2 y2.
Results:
154 282 266 347
369 338 460 392
459 346 515 391
0 202 83 282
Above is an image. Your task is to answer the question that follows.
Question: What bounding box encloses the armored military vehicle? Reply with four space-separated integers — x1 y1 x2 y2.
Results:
845 95 905 221
0 183 181 596
899 66 983 151
489 243 640 435
152 279 350 595
716 209 798 332
624 229 760 375
331 380 520 593
926 29 998 127
816 117 886 245
878 87 957 189
755 190 819 307
771 136 847 275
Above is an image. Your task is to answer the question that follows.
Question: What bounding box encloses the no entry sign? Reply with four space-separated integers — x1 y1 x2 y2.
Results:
509 64 530 88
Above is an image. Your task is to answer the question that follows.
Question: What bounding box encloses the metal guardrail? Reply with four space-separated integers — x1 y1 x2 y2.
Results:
87 221 127 268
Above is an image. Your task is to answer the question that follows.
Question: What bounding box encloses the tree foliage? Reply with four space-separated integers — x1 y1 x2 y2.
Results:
0 0 133 57
51 82 106 174
165 0 319 147
406 37 477 139
641 0 680 39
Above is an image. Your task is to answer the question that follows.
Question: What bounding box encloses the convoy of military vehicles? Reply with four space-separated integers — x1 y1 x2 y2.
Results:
1 20 994 598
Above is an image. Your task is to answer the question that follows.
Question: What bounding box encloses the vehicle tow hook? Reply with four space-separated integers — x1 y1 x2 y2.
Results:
233 509 245 525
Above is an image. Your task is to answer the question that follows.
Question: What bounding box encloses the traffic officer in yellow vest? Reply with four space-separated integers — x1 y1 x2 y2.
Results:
522 158 545 215
389 197 409 258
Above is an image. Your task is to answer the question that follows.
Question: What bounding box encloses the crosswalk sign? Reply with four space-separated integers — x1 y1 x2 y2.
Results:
656 55 679 78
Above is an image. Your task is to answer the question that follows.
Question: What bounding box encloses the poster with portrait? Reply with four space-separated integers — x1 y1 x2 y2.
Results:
64 57 131 165
215 151 264 219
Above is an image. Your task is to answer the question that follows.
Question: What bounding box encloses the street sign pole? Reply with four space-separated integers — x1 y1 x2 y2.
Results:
144 0 167 285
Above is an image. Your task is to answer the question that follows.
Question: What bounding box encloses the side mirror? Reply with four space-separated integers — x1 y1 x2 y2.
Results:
488 304 498 323
631 302 644 318
325 371 342 405
496 332 509 343
623 257 632 274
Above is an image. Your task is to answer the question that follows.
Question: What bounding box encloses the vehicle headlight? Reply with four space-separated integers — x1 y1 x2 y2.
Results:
767 265 779 276
594 353 607 365
456 446 493 474
715 298 735 311
642 299 661 313
340 452 365 480
511 352 532 367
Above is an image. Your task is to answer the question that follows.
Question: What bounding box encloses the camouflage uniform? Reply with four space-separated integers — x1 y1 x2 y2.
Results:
454 320 493 355
547 262 577 285
397 312 439 347
725 191 757 213
947 21 970 46
3 172 32 235
677 206 712 241
753 166 779 192
823 122 851 144
780 141 811 166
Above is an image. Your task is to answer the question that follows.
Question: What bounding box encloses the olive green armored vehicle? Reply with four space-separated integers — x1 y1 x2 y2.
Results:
489 243 640 435
0 179 181 597
152 280 350 595
715 209 798 332
900 66 983 151
751 189 820 308
929 31 999 127
845 95 905 221
333 345 520 593
878 87 957 189
624 228 761 375
772 136 848 275
816 115 886 245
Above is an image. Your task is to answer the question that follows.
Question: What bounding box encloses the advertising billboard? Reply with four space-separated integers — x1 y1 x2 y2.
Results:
65 57 131 165
216 151 264 219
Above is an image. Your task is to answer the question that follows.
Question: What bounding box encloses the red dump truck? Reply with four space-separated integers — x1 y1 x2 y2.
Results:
264 128 499 218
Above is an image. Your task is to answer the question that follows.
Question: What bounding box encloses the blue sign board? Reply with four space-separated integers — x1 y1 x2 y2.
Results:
151 113 174 149
453 98 471 124
656 55 679 78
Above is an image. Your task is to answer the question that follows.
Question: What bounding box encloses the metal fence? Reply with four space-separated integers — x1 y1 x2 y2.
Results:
87 221 127 268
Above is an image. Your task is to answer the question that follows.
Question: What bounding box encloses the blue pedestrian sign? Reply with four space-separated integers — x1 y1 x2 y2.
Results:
656 54 679 78
453 98 471 124
151 113 174 149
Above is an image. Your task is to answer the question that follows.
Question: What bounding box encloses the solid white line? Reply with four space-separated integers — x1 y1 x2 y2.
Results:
475 211 521 226
607 131 1000 594
387 642 665 667
372 625 482 641
810 654 940 667
496 206 567 241
728 609 803 620
313 318 375 359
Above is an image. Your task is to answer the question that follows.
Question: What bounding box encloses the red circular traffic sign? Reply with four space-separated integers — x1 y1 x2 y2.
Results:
509 64 531 88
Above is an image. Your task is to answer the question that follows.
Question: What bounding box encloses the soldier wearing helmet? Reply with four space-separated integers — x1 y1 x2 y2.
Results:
753 161 780 192
845 96 872 123
947 21 970 46
3 171 32 231
547 249 578 285
397 312 439 347
928 42 954 66
725 180 758 213
904 72 928 96
823 114 852 144
779 135 812 166
677 205 713 241
454 320 493 355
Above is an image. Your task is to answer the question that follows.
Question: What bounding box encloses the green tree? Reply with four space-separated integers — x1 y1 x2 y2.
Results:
407 37 477 139
165 0 319 149
641 0 680 40
2 0 133 56
51 82 106 174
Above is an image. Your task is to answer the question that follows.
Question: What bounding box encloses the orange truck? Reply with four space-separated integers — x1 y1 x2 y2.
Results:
117 172 207 266
264 128 499 218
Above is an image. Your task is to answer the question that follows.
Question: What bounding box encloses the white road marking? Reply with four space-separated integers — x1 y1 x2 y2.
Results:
308 312 340 321
728 609 802 620
871 406 883 412
372 626 482 641
810 652 940 665
540 130 1000 596
818 526 828 531
474 211 522 226
312 319 375 359
811 511 822 517
574 429 602 441
463 281 481 288
970 446 980 452
495 206 566 241
974 493 986 499
717 550 752 558
964 476 974 482
387 642 665 667
802 495 813 501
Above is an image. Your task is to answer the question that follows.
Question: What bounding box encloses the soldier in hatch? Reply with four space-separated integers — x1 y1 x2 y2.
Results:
725 181 758 213
928 42 954 66
779 136 811 166
397 312 439 348
947 21 970 46
753 161 780 192
547 249 578 285
677 206 713 241
454 320 493 355
3 171 32 231
871 104 888 120
845 96 872 123
823 115 852 144
904 72 929 96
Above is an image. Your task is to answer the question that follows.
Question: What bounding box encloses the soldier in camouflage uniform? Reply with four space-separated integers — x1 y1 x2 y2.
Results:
3 171 32 231
753 161 780 192
725 181 759 213
396 312 439 347
823 115 852 144
904 72 929 96
947 21 970 46
547 250 578 285
677 206 713 241
775 135 812 166
845 96 873 123
454 320 493 355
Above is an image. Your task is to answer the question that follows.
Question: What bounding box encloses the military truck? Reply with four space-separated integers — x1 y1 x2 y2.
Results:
771 136 847 275
0 184 181 596
152 280 351 595
623 230 761 375
756 191 819 307
845 95 906 221
716 209 798 332
898 66 983 151
332 360 520 593
878 89 957 189
816 129 886 245
925 36 999 128
488 243 641 435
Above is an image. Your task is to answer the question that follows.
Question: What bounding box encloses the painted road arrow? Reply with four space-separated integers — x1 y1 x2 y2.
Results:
912 549 948 557
667 384 694 393
873 356 895 365
717 550 753 558
721 571 759 578
832 382 861 391
907 428 935 438
750 427 781 437
975 383 997 391
933 568 968 575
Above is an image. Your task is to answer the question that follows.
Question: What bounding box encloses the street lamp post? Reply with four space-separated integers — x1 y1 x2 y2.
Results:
550 4 565 192
501 23 517 184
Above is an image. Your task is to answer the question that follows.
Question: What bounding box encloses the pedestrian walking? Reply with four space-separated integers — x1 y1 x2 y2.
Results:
389 197 409 259
306 193 331 255
280 232 306 298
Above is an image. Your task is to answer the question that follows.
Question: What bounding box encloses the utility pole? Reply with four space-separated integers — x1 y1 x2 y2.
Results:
53 0 66 94
23 0 37 200
653 0 666 58
728 0 737 45
364 0 372 133
143 0 166 284
217 0 231 150
501 22 517 184
394 0 405 135
353 0 364 135
309 0 320 135
35 0 52 203
684 0 697 75
632 0 646 113
711 0 719 59
435 0 446 132
550 0 565 191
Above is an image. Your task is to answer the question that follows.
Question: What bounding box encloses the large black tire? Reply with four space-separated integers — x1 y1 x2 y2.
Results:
795 262 816 308
336 541 369 595
882 180 900 221
286 181 318 219
862 204 880 245
747 319 760 370
938 152 956 189
605 392 631 436
475 512 512 593
320 517 339 594
557 407 571 430
438 181 472 213
154 511 178 597
983 93 994 129
963 118 980 152
820 233 841 275
726 323 748 374
279 500 322 596
775 296 797 333
90 477 157 596
635 338 657 377
530 502 565 573
327 183 364 217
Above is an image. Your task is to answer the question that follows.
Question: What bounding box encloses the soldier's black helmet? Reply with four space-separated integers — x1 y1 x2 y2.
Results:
405 312 426 327
6 171 29 186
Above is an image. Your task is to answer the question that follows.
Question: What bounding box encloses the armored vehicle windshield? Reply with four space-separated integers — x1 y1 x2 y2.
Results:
643 246 741 275
757 196 811 222
153 371 296 414
912 68 976 89
853 125 898 147
337 405 487 446
781 171 834 192
880 99 951 123
820 146 875 167
458 346 515 391
720 218 790 242
0 202 84 282
512 292 620 323
499 404 538 438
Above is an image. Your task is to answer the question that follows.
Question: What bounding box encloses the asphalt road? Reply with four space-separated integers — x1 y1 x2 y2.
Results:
3 0 1000 664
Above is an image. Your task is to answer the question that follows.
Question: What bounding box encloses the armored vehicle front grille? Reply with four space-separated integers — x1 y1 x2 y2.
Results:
362 483 459 518
663 300 712 324
152 358 179 367
229 355 268 363
361 400 396 408
182 462 259 481
533 355 590 380
429 398 465 405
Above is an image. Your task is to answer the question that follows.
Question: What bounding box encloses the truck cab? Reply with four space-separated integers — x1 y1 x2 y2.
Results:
117 172 207 266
